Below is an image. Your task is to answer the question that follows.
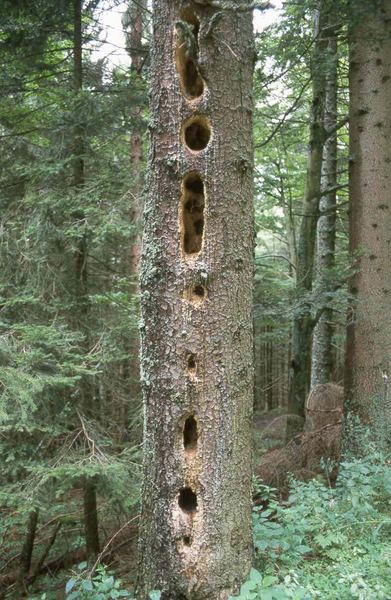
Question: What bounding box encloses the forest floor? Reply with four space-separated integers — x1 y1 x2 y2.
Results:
7 412 293 599
10 411 390 600
253 407 291 453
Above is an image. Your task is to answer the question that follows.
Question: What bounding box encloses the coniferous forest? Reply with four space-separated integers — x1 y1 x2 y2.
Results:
0 1 390 599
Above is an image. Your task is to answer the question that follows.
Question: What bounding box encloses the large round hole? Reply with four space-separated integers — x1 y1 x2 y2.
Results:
178 487 197 513
183 116 211 152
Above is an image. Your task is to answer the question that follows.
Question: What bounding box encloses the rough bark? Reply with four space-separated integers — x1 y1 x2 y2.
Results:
311 14 338 388
73 0 100 560
345 0 391 425
138 1 254 598
287 5 327 437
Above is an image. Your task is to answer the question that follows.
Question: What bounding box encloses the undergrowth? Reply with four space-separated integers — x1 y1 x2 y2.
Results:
232 446 391 599
29 432 391 600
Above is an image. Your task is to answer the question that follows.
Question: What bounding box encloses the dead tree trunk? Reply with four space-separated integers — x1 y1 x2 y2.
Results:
138 1 254 598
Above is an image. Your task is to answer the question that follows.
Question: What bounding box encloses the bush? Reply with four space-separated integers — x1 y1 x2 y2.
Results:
65 564 132 600
233 451 391 599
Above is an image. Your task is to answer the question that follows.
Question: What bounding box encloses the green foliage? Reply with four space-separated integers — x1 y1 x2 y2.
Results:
242 453 391 599
64 564 132 600
229 567 308 600
0 0 147 587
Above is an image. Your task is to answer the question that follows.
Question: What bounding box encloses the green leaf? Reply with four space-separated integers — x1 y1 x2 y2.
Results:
149 592 161 600
240 580 257 594
250 568 263 583
271 590 289 600
65 579 76 594
82 579 93 592
262 575 278 587
102 576 115 591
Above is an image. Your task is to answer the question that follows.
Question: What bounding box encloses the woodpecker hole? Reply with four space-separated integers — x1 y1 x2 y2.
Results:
183 415 198 452
193 284 205 298
183 283 207 306
178 487 197 513
183 535 191 546
180 172 205 256
175 10 204 99
182 115 211 152
187 353 197 374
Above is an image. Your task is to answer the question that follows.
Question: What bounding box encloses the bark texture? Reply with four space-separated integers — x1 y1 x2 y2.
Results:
311 14 338 388
138 1 254 598
345 1 391 424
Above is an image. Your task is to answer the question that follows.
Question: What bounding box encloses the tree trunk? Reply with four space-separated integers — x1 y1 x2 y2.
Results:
311 13 338 388
73 0 100 560
276 157 297 279
129 0 146 274
287 5 327 437
18 509 39 592
266 325 274 411
138 1 254 598
345 0 391 426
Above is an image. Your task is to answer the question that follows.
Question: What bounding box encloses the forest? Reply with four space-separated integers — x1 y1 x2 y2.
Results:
0 0 390 598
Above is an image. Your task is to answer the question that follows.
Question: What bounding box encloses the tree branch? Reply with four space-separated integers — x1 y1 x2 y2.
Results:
255 78 311 148
194 0 273 11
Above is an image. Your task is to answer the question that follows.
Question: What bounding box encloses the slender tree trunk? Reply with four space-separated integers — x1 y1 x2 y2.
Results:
287 5 327 437
129 0 146 274
311 14 338 388
18 509 39 592
345 0 391 426
266 326 274 410
254 320 263 411
117 0 147 439
73 0 100 560
138 1 254 597
276 158 297 278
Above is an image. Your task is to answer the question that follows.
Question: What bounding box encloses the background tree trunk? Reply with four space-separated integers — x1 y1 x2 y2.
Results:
138 1 254 598
18 509 39 591
311 12 338 388
287 4 327 437
345 0 391 426
73 0 100 560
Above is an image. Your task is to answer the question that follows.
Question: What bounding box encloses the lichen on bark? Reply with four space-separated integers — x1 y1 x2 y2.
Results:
138 1 255 598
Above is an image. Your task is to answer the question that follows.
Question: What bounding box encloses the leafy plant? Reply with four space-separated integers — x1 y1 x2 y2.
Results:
65 564 133 600
247 451 391 599
229 568 308 600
